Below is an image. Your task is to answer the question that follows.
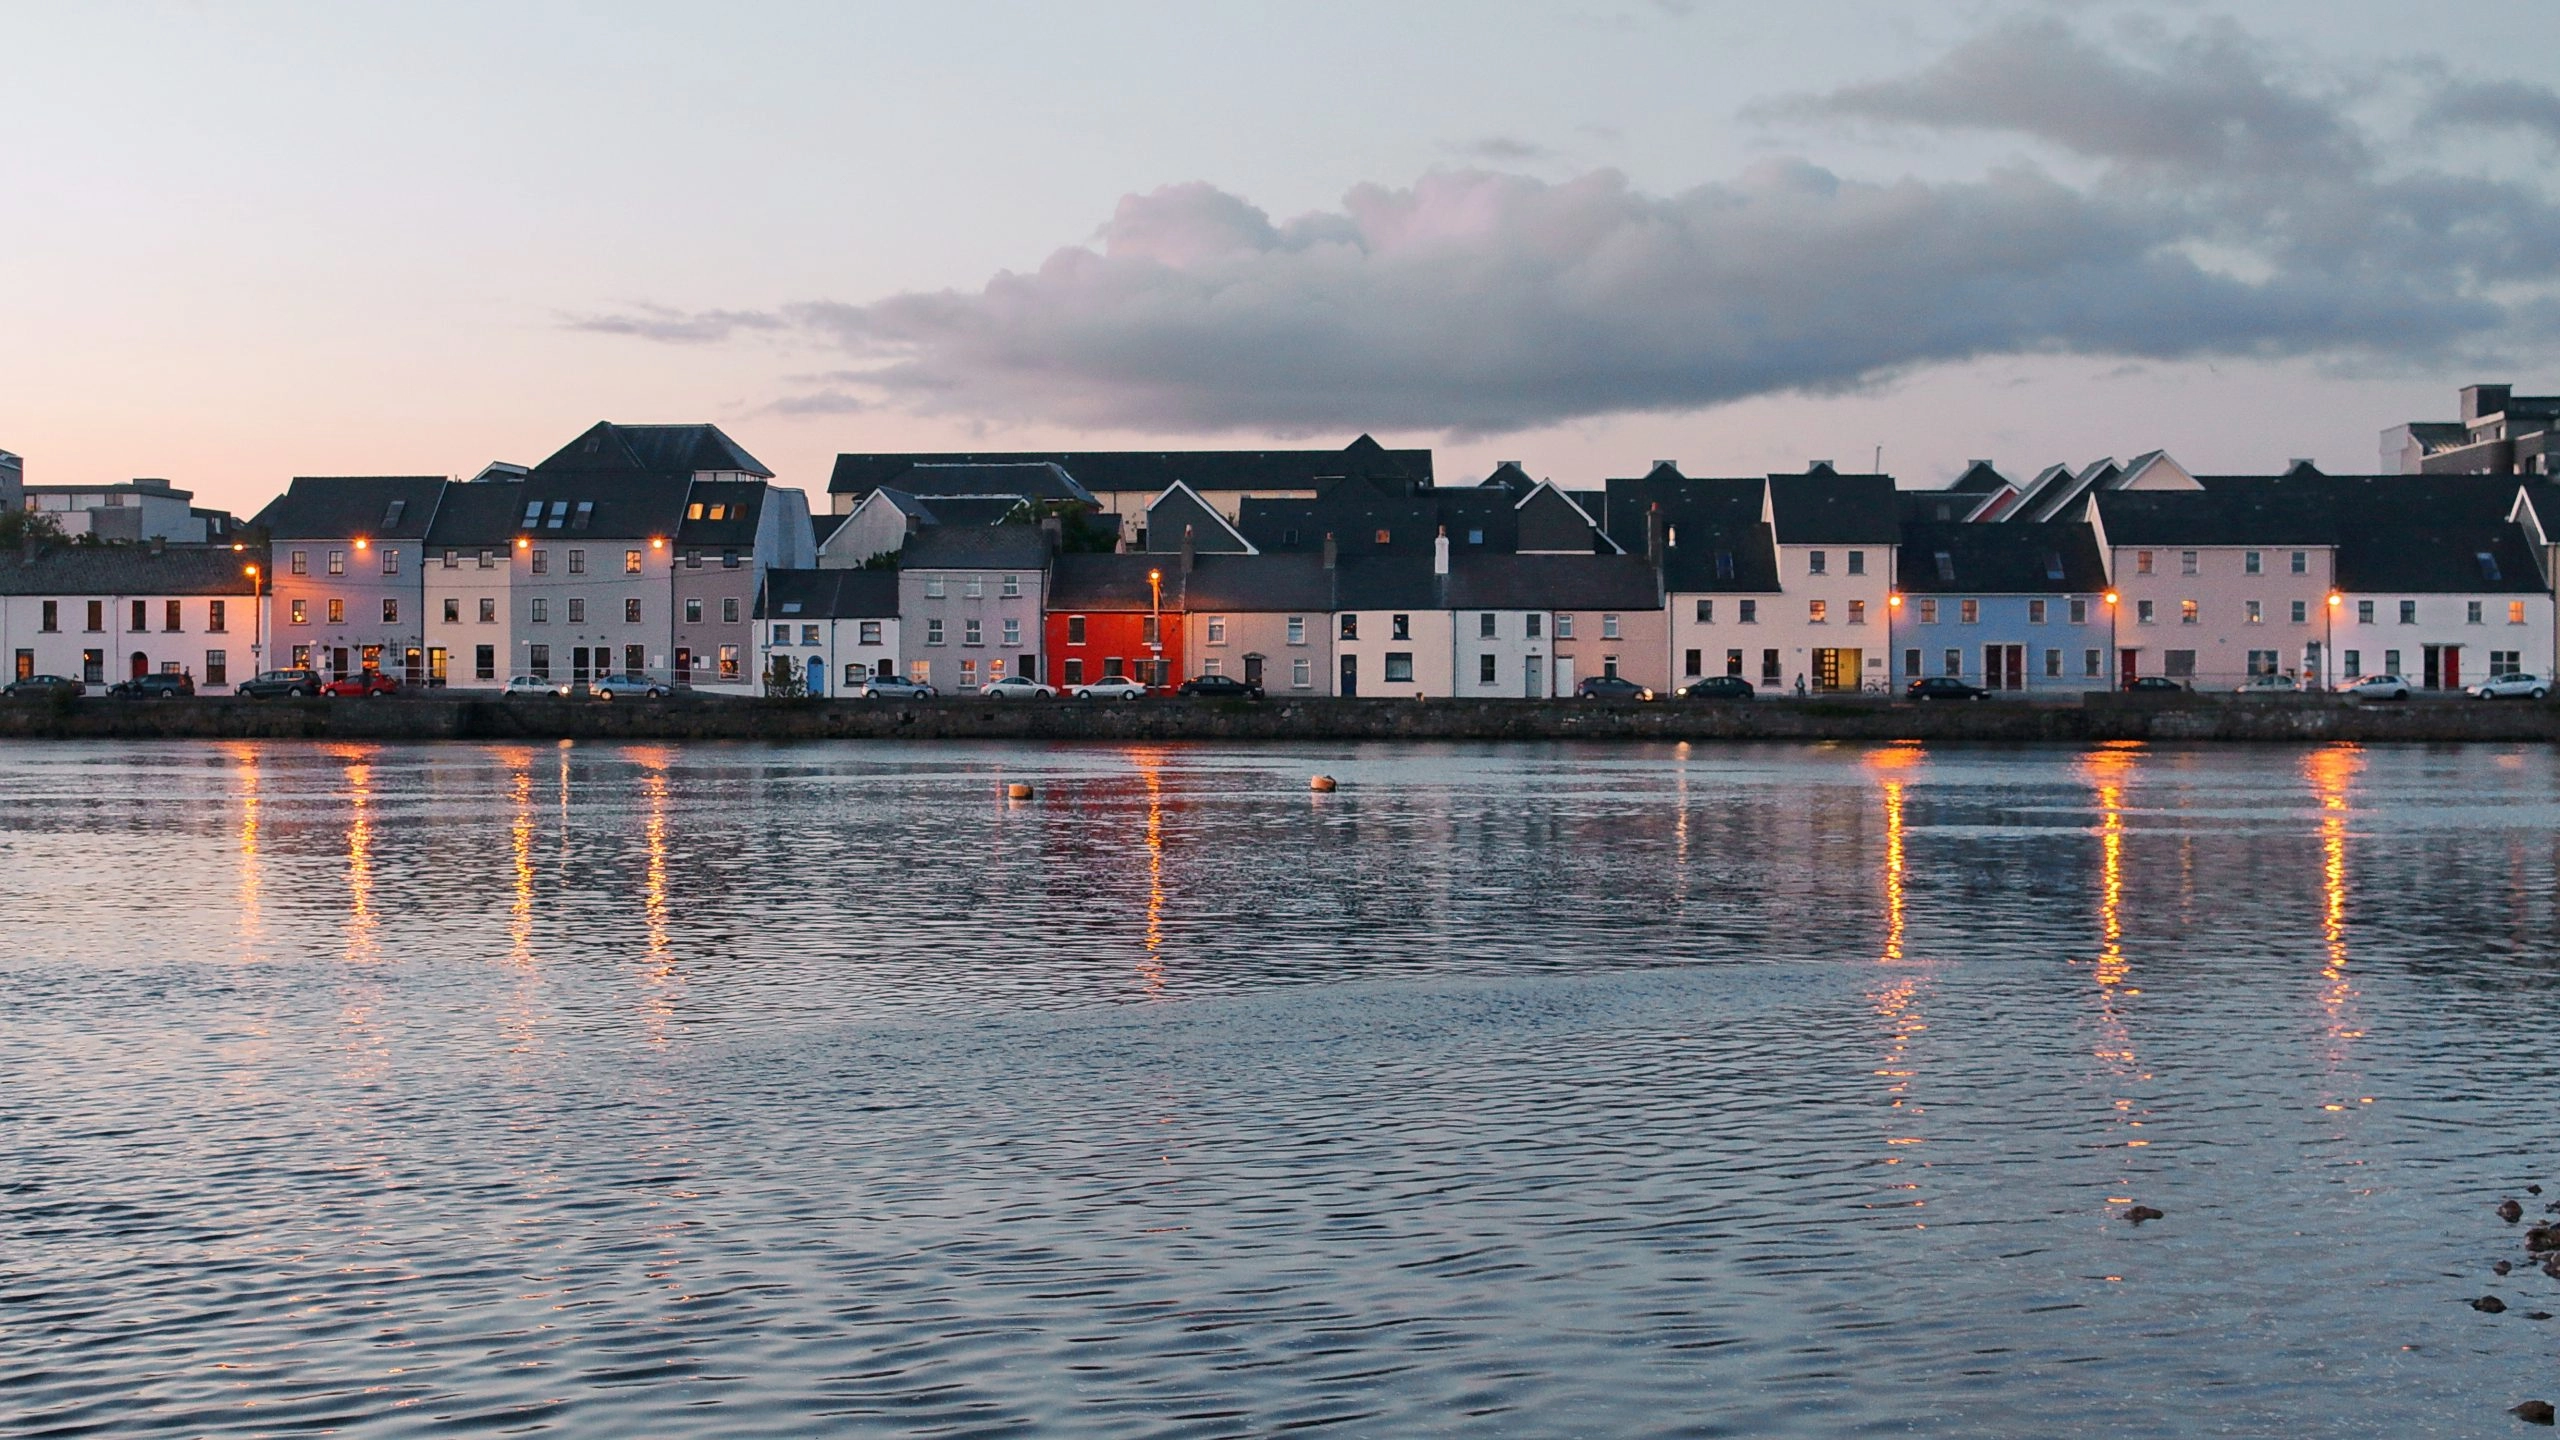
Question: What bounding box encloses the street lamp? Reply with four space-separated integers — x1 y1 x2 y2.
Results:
2103 591 2120 689
1147 567 1163 689
244 562 263 682
2324 591 2342 691
1887 591 1902 692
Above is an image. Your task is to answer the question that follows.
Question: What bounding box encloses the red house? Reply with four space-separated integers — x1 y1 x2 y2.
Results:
1047 554 1186 690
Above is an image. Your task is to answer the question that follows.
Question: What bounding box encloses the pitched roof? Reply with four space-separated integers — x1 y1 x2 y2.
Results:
1896 521 2109 594
1766 467 1899 544
676 480 769 545
756 567 899 620
0 545 260 596
1180 553 1338 612
881 461 1095 506
1238 487 1519 555
531 422 771 480
897 524 1052 571
2090 482 2336 546
1143 482 1255 554
257 476 447 540
423 480 535 548
1049 553 1184 610
1660 518 1782 593
1333 554 1443 610
826 438 1431 498
1447 553 1660 610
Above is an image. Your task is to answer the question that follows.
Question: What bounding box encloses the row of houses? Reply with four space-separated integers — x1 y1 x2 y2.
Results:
9 383 2559 697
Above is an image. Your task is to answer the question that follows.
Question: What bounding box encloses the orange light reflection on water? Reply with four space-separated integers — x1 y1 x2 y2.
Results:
1135 748 1167 996
632 745 679 1045
225 742 262 957
1866 746 1929 1182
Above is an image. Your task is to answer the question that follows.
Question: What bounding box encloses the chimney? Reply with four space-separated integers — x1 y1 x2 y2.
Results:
1808 459 1835 471
1646 504 1665 569
1180 523 1196 579
149 536 165 555
1433 525 1450 576
1039 513 1063 550
1322 531 1337 570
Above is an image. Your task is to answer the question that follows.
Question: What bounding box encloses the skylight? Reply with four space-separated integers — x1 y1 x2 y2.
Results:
1714 551 1735 579
522 501 543 527
546 500 569 529
2479 551 2503 581
2045 552 2066 580
572 501 593 531
381 499 406 527
1935 551 1955 581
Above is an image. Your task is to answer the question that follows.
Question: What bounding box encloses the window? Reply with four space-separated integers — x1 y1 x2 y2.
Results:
2290 600 2307 624
1293 657 1311 688
328 550 345 575
444 598 461 623
328 598 345 624
82 650 102 683
1942 649 1962 677
723 598 740 623
2400 600 2417 624
718 645 739 680
567 549 585 574
132 599 150 631
1846 551 1865 576
925 577 946 598
1918 598 1937 624
1525 613 1542 638
530 599 548 623
2467 600 2484 625
291 550 308 575
685 550 701 569
479 550 495 570
626 599 643 624
522 501 545 528
1556 614 1574 639
1728 649 1745 677
528 644 550 679
859 620 882 646
1001 574 1020 597
2044 552 2065 582
2479 552 2505 583
1287 616 1306 645
1340 615 1358 640
685 502 704 521
959 658 977 689
2028 600 2048 625
1807 551 1827 575
1002 618 1021 646
1959 600 1979 625
1479 654 1498 684
772 624 792 647
1737 600 1757 624
2512 601 2529 625
1761 649 1782 685
1714 551 1735 579
1684 648 1703 676
2343 650 2361 680
566 599 584 623
1066 616 1087 645
290 599 308 625
1391 614 1411 641
291 644 309 668
2246 649 2279 677
1466 528 1484 546
1373 529 1391 546
205 650 227 686
1695 599 1713 623
722 551 739 570
471 644 493 680
2180 600 2198 625
1809 600 1828 624
39 601 56 632
625 550 642 574
2180 551 2199 576
208 600 226 633
2045 648 2062 677
1211 616 1231 644
1602 614 1620 638
1063 658 1085 686
910 660 932 684
965 576 983 599
1904 648 1922 678
1384 652 1414 683
382 548 399 575
2069 599 2088 625
2083 649 2102 678
2244 550 2262 575
684 598 703 624
1847 600 1866 625
2290 551 2308 575
2492 650 2523 677
480 598 496 623
2357 600 2374 624
1141 615 1160 645
547 502 568 529
2164 650 2196 679
531 549 548 574
1479 613 1497 639
572 501 593 531
802 625 822 646
159 599 182 632
926 619 945 645
2135 550 2154 576
2385 648 2402 675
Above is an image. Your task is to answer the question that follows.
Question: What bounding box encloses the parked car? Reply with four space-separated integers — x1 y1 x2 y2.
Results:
860 674 937 700
320 671 399 698
1906 676 1989 701
592 674 669 700
503 674 569 698
1679 675 1756 700
1071 677 1152 700
2233 672 2301 696
1574 674 1653 701
237 668 325 699
2124 676 2191 694
2344 673 2413 701
109 672 194 700
980 675 1057 699
2472 672 2551 700
4 674 84 700
1177 674 1265 700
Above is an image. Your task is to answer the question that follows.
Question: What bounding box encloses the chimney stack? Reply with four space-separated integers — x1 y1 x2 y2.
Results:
1433 525 1450 576
1646 504 1666 570
1180 523 1196 579
1322 531 1337 570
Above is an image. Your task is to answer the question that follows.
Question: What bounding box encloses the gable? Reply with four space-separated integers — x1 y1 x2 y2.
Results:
1515 483 1604 553
1144 482 1254 554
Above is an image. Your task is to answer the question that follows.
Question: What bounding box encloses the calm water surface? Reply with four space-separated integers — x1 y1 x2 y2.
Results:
5 739 2560 1437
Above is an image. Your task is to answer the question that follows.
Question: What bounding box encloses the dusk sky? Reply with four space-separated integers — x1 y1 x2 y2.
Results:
8 1 2559 516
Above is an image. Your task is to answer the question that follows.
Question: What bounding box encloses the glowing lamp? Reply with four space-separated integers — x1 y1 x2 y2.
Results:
1887 592 1903 608
2103 591 2119 606
651 537 665 549
353 537 368 550
516 537 531 550
2326 592 2342 608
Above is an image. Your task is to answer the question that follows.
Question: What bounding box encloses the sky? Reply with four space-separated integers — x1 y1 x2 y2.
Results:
5 0 2558 517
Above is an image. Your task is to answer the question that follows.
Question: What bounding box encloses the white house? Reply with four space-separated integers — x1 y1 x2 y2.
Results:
0 544 263 692
757 569 901 696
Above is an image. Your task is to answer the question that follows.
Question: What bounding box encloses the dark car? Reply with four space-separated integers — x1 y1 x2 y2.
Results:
4 674 84 700
1575 674 1654 701
109 672 195 699
1177 674 1264 700
320 671 399 698
2124 676 2190 694
1906 676 1990 701
237 668 325 699
1680 675 1756 701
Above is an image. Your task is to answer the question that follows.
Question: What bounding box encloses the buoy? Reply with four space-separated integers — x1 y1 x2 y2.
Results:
1006 782 1034 800
1309 775 1337 792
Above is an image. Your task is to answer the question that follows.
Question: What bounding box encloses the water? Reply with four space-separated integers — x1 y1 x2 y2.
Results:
4 738 2559 1438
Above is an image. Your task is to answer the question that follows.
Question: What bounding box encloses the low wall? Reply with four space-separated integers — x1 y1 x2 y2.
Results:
1 693 2556 744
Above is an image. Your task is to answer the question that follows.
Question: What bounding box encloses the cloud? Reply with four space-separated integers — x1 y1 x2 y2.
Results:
762 388 867 417
2426 78 2560 147
574 19 2560 437
561 302 783 344
1448 135 1552 162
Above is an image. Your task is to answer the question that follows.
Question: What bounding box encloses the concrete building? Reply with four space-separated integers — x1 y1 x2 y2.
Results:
897 526 1050 693
255 475 445 682
23 477 232 544
421 481 525 686
756 568 900 696
2384 383 2560 477
1047 552 1184 691
0 545 262 692
1179 552 1335 695
1892 521 2114 693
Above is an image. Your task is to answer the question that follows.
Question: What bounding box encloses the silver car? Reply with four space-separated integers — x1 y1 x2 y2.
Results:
980 675 1056 699
860 674 937 699
2472 672 2550 700
1069 677 1150 699
592 675 669 700
2344 673 2411 701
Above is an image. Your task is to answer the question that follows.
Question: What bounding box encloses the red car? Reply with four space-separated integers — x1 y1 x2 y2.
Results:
321 671 399 698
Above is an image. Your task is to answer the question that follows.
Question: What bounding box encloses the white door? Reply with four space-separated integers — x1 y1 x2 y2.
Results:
1553 656 1575 694
1524 654 1544 698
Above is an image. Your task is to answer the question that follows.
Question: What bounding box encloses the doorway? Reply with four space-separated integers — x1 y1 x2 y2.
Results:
427 647 448 686
1524 654 1544 698
1982 644 2024 691
1339 654 1357 696
1553 656 1575 694
674 647 692 686
1242 654 1264 689
404 647 423 685
2119 648 2140 690
129 651 148 679
1814 647 1861 692
2423 644 2461 690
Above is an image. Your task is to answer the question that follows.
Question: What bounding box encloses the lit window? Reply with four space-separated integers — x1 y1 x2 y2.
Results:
2028 600 2047 625
2512 601 2528 625
1918 598 1937 624
1808 600 1827 624
625 550 642 574
1846 600 1865 625
1959 600 1979 625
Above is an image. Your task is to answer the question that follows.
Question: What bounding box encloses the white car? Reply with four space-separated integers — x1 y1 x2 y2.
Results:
861 674 937 699
2344 673 2412 701
2472 672 2551 700
979 675 1056 699
592 674 669 700
2233 672 2300 696
1069 677 1150 700
504 675 569 697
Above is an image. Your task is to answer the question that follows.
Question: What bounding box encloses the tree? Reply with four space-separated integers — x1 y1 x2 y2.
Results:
0 508 65 550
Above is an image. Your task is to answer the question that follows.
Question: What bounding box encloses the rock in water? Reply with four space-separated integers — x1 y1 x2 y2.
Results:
2125 1205 2165 1224
2475 1295 2509 1313
2497 1261 2515 1276
2512 1399 2555 1425
2501 1199 2526 1223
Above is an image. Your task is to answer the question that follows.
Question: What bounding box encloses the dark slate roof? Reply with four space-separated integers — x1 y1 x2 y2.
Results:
515 472 693 543
423 480 534 548
1515 484 1612 553
1899 489 1992 525
1181 553 1338 612
813 512 850 545
676 480 768 546
0 545 260 596
1597 469 1764 551
897 525 1052 571
1896 521 2109 594
1333 554 1443 610
882 461 1094 506
1142 484 1253 554
1477 461 1537 497
903 493 1030 528
1238 488 1519 555
827 437 1431 498
1948 461 2014 494
2090 483 2335 546
1447 554 1660 611
531 422 771 480
1049 553 1185 611
1660 518 1782 593
1767 467 1900 544
256 476 447 541
2294 475 2549 594
756 568 899 620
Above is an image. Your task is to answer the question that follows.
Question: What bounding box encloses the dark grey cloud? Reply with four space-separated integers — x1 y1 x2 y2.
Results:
2427 79 2560 147
573 19 2560 437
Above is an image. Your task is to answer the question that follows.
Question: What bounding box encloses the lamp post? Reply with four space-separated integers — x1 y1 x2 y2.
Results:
1147 567 1163 690
1886 591 1902 695
2104 590 2120 689
244 562 263 683
2324 590 2341 691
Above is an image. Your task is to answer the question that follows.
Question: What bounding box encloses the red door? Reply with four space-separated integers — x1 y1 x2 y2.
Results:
130 651 149 679
2118 648 2139 690
2445 646 2460 690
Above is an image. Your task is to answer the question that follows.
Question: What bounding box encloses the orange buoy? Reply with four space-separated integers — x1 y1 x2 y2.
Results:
1310 775 1337 792
1006 781 1034 800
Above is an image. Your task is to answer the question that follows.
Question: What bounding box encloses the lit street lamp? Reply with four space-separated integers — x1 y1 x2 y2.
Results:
2324 590 2341 690
1886 591 1902 694
2103 590 2120 688
1147 567 1163 689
